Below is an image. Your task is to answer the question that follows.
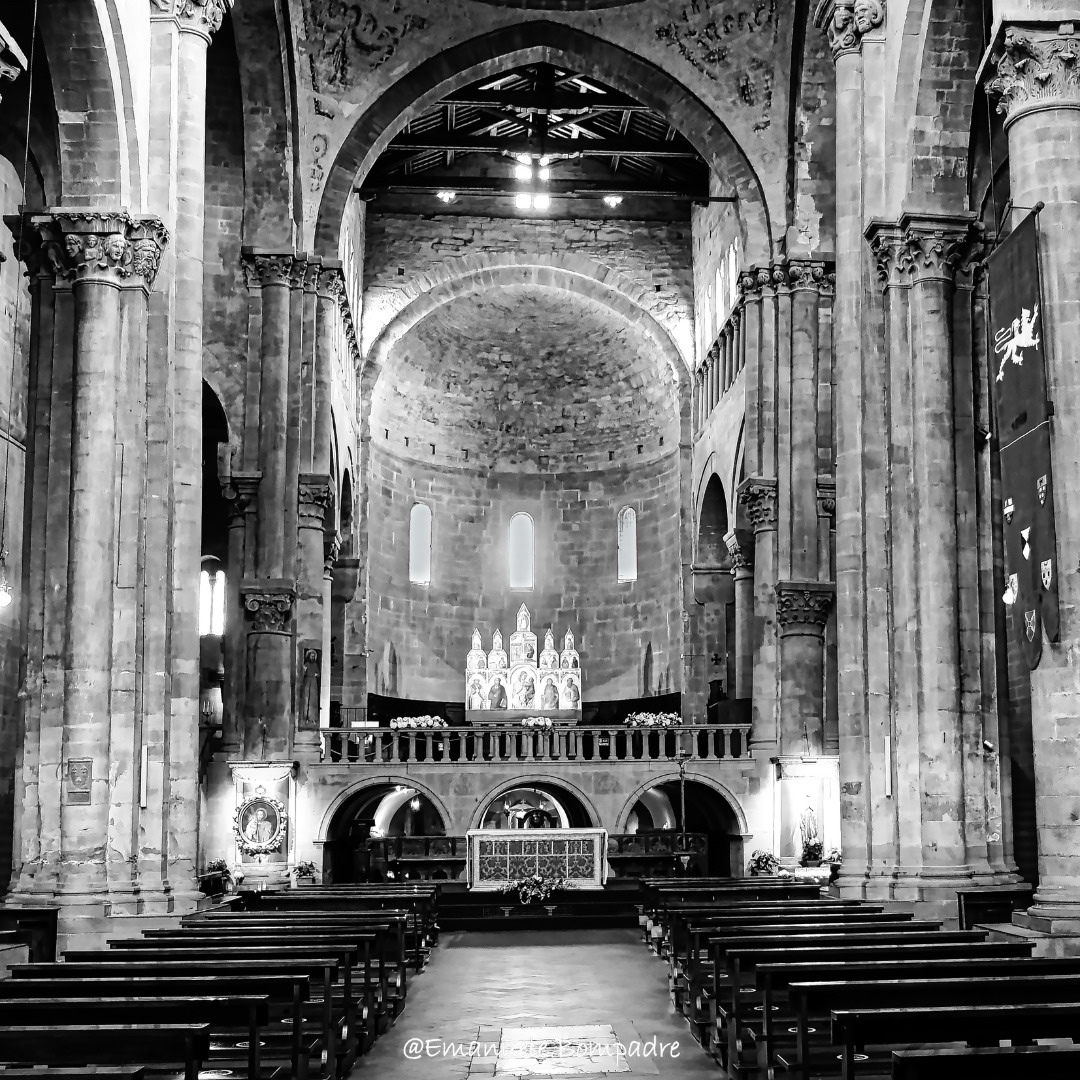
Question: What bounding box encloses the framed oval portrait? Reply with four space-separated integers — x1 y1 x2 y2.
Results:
234 794 288 856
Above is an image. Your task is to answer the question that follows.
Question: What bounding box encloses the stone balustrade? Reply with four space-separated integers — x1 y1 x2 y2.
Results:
320 722 752 766
693 301 744 432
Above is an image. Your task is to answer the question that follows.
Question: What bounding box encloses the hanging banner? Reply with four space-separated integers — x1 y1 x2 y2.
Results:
987 207 1059 667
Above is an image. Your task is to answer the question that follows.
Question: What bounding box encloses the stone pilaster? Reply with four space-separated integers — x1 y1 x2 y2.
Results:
239 582 296 760
814 0 887 896
738 477 778 748
724 528 755 701
988 21 1080 927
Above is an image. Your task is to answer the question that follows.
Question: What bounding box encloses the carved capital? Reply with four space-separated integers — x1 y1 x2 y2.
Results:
0 22 28 105
817 478 837 519
298 473 335 530
150 0 233 39
240 583 295 634
775 580 835 633
222 472 260 526
738 476 778 533
6 213 56 283
776 259 836 294
241 250 301 289
815 0 885 61
126 216 170 290
738 266 773 303
48 211 137 285
724 527 755 575
866 220 911 289
988 24 1080 125
867 214 982 287
316 264 346 302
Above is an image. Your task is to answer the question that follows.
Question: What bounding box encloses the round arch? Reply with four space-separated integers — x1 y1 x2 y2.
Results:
312 22 774 261
316 774 453 844
366 264 689 389
468 774 601 831
613 771 748 835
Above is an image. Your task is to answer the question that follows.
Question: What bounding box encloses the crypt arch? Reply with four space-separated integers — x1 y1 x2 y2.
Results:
470 775 600 831
317 774 453 846
312 22 776 263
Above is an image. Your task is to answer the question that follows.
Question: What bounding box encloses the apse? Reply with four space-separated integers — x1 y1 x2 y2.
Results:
366 284 684 705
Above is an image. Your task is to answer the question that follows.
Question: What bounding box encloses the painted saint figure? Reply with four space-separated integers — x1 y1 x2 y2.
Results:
245 807 274 844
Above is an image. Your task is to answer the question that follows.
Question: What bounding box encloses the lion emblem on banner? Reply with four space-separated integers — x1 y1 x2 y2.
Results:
995 304 1040 382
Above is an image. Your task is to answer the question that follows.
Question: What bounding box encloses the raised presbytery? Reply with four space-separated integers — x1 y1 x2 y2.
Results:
4 0 1080 1074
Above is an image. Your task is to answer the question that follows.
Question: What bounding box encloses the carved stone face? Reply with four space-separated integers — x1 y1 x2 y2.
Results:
853 0 881 33
64 234 82 260
105 234 127 263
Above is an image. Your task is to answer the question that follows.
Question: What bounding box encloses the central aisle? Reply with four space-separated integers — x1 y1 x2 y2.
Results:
366 928 719 1079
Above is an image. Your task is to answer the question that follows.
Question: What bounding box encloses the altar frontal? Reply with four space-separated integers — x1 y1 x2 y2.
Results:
466 828 608 890
465 604 582 722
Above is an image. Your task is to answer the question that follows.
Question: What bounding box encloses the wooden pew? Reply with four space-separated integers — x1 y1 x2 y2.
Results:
0 975 312 1080
13 958 341 1079
0 996 272 1080
0 1024 210 1080
710 940 1033 1072
892 1044 1080 1079
832 1002 1080 1080
786 974 1080 1080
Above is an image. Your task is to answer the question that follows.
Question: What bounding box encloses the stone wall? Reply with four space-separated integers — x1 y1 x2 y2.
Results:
365 442 683 704
690 181 744 361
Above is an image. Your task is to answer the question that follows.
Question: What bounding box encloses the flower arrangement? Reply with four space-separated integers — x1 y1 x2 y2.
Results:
503 873 565 904
825 847 842 865
389 716 448 729
624 711 682 728
799 839 824 867
206 858 232 881
747 849 780 876
294 860 318 879
521 716 554 730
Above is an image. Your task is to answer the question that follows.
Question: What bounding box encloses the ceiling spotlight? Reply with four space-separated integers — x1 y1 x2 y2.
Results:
514 153 532 165
532 193 550 210
603 195 623 208
514 164 533 181
435 190 456 203
538 156 551 167
515 193 532 210
537 167 550 181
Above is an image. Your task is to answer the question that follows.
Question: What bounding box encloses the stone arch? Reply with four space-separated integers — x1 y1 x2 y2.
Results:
892 0 985 211
316 774 453 844
696 473 730 568
366 264 688 390
312 22 775 262
37 0 132 204
468 774 601 830
362 249 692 363
614 771 749 835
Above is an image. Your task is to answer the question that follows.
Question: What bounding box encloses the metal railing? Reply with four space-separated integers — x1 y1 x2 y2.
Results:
319 723 753 766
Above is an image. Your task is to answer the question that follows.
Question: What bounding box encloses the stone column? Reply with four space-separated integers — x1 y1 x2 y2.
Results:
724 527 755 701
219 473 260 757
738 477 778 748
240 251 300 760
775 582 834 755
814 0 886 894
296 474 334 760
989 21 1080 924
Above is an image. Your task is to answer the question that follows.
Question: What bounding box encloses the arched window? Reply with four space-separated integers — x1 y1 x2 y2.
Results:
508 512 534 590
617 506 638 583
199 566 226 636
409 503 432 585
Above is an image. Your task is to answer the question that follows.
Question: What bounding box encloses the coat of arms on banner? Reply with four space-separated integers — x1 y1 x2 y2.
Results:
1025 610 1037 640
1003 497 1015 524
1037 475 1047 505
1021 526 1031 561
1042 559 1054 590
995 304 1040 382
1003 573 1018 606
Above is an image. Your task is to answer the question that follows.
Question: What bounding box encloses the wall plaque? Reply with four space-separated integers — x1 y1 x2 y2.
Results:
66 758 92 805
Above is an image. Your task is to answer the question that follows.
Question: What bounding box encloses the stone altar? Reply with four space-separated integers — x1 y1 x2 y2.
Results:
466 827 608 890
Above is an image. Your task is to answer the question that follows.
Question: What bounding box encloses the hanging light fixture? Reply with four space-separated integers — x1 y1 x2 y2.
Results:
409 796 421 812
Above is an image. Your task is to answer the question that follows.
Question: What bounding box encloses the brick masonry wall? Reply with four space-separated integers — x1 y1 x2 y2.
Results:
366 443 683 704
202 17 248 441
362 212 695 359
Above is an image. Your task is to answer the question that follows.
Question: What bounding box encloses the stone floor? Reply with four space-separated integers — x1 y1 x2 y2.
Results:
360 928 720 1078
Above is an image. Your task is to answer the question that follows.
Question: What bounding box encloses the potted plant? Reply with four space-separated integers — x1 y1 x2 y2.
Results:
293 860 318 886
825 847 842 883
799 839 824 868
747 849 780 877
